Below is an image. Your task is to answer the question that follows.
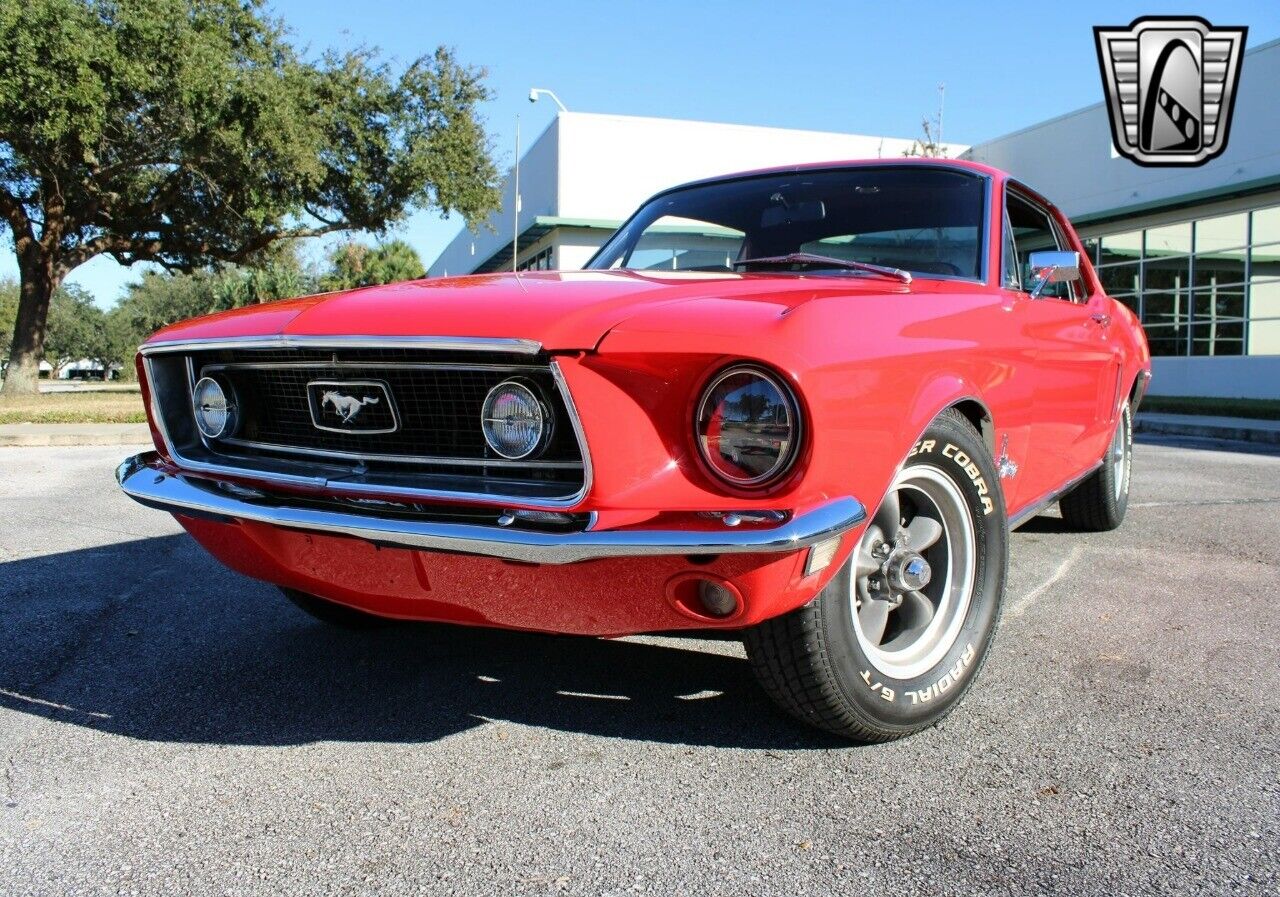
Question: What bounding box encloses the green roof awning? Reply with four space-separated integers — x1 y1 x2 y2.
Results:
472 216 623 273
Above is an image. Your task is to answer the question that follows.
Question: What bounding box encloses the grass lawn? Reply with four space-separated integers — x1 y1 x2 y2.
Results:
1140 395 1280 421
0 389 147 424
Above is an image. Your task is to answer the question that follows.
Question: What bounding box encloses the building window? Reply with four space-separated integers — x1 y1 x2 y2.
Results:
517 247 554 271
1087 202 1280 357
517 246 553 271
1095 229 1142 325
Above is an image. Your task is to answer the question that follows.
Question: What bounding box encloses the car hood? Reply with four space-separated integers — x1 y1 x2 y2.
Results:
147 269 919 350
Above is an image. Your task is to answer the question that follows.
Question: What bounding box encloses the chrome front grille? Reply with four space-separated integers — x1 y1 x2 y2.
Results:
142 338 589 505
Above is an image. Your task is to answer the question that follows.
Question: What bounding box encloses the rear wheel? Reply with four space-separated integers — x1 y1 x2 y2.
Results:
281 588 393 629
1060 401 1131 532
743 410 1008 741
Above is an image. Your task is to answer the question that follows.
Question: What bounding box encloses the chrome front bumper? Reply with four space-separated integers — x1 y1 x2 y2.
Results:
116 453 866 565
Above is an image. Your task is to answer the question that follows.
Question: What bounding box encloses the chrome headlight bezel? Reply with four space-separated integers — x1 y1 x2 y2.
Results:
191 375 239 440
481 379 552 460
694 363 803 489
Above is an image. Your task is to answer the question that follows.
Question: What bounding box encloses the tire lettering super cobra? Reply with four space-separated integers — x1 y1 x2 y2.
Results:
910 439 995 516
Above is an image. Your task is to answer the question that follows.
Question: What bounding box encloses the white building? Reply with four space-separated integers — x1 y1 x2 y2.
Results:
430 38 1280 399
428 113 946 278
965 37 1280 399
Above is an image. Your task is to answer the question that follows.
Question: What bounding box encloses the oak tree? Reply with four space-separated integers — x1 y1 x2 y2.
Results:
0 0 500 394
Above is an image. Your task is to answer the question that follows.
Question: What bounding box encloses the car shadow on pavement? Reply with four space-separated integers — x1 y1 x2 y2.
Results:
1012 513 1079 534
0 534 850 750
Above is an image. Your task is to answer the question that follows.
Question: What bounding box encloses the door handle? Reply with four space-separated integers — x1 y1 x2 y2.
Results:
1090 313 1111 327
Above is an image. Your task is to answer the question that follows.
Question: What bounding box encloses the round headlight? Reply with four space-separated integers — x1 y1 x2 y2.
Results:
192 376 238 440
481 380 549 460
695 365 801 487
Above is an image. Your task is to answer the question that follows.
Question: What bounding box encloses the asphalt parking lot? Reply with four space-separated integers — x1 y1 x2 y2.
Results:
1 439 1277 896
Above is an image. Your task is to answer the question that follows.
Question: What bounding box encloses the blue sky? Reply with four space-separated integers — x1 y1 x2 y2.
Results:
8 0 1280 307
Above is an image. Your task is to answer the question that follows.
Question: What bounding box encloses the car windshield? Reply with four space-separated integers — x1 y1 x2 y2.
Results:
587 166 987 281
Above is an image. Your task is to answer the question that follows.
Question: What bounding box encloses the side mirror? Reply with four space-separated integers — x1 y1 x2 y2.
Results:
1027 250 1081 299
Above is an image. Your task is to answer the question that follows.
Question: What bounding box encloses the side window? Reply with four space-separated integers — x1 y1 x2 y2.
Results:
1006 191 1080 301
1001 211 1021 290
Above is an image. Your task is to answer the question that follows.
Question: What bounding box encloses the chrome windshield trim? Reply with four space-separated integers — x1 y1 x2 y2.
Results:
585 162 994 286
141 335 544 356
116 453 865 565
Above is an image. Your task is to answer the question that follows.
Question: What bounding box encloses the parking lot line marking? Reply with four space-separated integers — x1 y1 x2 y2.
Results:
0 688 110 719
1130 497 1280 509
555 690 631 701
1007 544 1084 619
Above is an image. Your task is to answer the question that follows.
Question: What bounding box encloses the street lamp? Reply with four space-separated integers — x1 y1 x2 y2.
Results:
528 88 567 112
512 113 520 273
514 89 566 272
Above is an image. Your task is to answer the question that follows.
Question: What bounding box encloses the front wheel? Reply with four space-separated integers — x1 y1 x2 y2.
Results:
743 409 1008 741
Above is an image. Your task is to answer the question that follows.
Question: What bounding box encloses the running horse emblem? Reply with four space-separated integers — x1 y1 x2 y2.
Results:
321 390 380 423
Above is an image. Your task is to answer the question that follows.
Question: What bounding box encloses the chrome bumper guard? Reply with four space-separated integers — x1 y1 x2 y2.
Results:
117 453 866 565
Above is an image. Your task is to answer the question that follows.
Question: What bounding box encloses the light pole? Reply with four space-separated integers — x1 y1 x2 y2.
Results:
512 113 520 273
937 83 946 153
528 88 568 112
516 89 566 271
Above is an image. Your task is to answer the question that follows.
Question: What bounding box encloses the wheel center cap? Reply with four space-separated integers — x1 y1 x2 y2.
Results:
886 549 931 592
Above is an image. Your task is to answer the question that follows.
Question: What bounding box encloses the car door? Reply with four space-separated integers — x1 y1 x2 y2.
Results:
1003 189 1120 500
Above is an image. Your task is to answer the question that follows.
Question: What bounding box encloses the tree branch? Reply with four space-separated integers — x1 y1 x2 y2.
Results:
208 222 352 262
39 173 67 252
86 156 176 185
56 233 134 276
0 183 35 247
54 221 352 279
304 205 341 227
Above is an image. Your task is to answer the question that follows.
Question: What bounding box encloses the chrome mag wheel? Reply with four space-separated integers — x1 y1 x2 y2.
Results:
1112 402 1132 503
742 408 1007 741
851 463 977 680
1060 399 1133 532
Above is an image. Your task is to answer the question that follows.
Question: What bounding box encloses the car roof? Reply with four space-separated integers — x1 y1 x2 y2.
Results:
653 157 1005 198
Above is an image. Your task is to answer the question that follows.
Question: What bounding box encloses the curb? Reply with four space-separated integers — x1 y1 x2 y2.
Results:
0 424 151 447
1134 414 1280 446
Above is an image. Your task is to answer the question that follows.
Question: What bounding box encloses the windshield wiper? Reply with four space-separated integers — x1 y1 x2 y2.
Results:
733 252 912 284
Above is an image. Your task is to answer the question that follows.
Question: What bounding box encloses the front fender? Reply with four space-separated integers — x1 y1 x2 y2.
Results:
804 368 1004 534
572 287 1019 534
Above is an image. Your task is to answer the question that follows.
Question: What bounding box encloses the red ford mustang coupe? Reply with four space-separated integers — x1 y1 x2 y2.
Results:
118 159 1151 741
